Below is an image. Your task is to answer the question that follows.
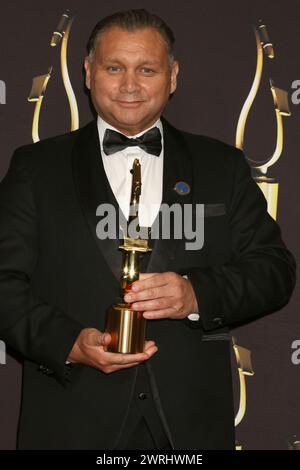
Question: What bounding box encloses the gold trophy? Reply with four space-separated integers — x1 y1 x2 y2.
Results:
104 159 151 353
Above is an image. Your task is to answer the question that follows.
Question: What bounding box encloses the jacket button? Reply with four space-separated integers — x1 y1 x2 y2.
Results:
138 392 147 400
213 317 223 326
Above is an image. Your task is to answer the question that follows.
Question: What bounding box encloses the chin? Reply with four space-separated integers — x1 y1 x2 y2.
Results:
114 113 148 129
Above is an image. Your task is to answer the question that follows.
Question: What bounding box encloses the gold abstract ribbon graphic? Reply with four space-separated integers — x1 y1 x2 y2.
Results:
28 10 79 142
235 20 291 221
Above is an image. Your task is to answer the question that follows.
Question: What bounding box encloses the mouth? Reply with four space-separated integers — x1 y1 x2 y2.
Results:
117 101 144 108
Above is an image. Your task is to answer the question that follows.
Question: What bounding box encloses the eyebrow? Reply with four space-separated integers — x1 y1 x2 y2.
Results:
101 59 161 66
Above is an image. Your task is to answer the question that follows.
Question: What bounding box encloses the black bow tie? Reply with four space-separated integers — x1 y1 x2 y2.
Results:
102 126 162 157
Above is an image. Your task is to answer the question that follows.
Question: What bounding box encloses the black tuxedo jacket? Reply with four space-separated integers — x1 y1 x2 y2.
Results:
0 117 296 449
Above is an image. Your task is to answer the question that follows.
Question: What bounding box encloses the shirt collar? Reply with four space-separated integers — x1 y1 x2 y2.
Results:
97 115 163 156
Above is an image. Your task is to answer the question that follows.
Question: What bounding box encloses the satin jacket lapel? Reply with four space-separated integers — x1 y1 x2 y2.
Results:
72 120 121 284
146 117 193 274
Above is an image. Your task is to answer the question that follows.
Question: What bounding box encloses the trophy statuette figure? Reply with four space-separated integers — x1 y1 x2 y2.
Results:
104 159 151 353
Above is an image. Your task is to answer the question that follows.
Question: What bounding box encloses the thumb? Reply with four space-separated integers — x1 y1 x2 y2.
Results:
99 332 111 346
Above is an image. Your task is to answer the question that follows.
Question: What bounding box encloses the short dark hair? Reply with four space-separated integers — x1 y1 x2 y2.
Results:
87 9 175 63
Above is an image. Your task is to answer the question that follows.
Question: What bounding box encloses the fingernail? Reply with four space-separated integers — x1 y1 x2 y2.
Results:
132 284 139 292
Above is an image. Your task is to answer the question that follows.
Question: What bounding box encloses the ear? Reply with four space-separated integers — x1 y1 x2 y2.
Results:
84 56 92 90
170 60 179 94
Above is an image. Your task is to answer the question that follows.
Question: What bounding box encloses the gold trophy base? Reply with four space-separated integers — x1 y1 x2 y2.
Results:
104 303 146 353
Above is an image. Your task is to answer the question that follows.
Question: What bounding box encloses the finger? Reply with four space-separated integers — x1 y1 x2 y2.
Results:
118 362 141 369
144 340 156 350
138 273 158 281
102 350 149 366
125 285 171 303
143 308 178 320
102 348 157 373
106 362 142 373
131 297 172 312
144 342 157 353
132 273 167 292
144 345 158 357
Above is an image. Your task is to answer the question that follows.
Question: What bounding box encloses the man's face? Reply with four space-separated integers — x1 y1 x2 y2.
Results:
84 26 179 135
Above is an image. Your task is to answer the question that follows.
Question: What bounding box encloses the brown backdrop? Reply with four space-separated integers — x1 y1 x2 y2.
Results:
0 0 299 450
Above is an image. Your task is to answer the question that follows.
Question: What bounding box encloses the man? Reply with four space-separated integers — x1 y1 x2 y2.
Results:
0 9 296 450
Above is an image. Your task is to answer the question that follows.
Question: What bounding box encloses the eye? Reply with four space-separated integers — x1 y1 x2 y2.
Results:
141 67 155 74
107 66 121 73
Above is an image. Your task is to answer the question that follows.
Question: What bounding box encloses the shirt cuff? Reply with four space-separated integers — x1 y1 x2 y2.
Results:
182 275 200 321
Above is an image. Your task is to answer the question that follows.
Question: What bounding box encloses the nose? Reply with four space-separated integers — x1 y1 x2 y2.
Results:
119 71 141 95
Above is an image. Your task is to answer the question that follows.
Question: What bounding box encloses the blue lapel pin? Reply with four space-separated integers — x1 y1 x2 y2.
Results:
174 181 190 195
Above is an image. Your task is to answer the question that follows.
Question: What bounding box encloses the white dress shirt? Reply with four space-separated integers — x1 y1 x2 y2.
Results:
97 115 163 227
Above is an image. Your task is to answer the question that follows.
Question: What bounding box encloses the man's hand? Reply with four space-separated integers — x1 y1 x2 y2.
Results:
67 328 158 373
124 272 199 320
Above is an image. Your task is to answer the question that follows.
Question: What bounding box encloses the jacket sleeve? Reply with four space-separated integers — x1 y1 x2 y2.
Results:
186 149 296 331
0 149 84 386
